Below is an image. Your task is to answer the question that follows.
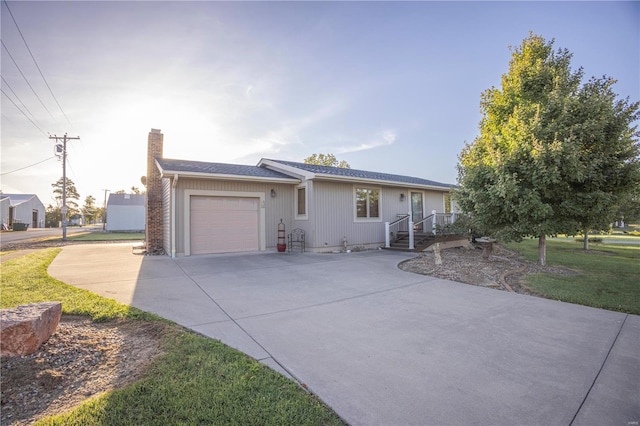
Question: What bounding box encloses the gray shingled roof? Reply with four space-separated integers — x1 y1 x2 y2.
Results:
157 158 295 180
266 159 455 189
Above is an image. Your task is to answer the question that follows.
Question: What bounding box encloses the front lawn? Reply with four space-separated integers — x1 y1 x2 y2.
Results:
67 232 145 241
0 250 344 425
505 238 640 314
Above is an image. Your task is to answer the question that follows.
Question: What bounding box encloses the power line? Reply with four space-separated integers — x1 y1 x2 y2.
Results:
2 75 41 125
0 156 55 176
1 39 56 121
2 0 74 130
0 88 48 136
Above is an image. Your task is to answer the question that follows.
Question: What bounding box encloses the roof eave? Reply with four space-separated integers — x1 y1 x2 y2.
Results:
157 164 299 184
312 174 453 191
258 159 316 180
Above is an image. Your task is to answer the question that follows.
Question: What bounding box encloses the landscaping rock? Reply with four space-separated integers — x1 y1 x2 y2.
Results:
1 302 62 357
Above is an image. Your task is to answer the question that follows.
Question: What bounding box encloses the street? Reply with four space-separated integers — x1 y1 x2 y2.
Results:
0 225 101 246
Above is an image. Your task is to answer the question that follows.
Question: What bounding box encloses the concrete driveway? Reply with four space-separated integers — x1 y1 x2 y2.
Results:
48 243 639 426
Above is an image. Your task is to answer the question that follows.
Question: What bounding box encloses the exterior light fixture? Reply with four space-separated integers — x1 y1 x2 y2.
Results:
271 189 276 198
400 193 405 202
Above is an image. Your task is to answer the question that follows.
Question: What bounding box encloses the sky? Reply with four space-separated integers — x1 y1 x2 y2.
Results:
1 1 638 208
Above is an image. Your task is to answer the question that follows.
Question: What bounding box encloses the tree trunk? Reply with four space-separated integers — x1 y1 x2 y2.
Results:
583 228 589 251
538 234 547 266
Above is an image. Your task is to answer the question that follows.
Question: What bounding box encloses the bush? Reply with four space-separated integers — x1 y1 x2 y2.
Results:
575 237 603 243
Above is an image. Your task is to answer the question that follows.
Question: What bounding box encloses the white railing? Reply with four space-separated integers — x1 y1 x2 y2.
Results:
385 210 458 249
385 212 414 250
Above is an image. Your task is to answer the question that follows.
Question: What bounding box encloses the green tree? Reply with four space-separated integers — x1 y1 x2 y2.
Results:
614 186 640 225
456 33 639 264
560 77 640 248
51 177 81 218
304 153 351 168
82 195 98 224
45 204 61 228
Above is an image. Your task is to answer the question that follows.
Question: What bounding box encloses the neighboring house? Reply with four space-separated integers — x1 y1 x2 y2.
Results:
106 193 146 231
0 194 45 229
144 129 457 257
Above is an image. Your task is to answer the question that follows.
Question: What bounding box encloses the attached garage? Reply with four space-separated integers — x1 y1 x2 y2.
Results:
190 195 260 255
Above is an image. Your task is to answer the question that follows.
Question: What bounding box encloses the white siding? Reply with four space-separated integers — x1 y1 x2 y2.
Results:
309 181 450 251
1 198 11 228
162 178 171 255
106 205 145 231
11 197 45 228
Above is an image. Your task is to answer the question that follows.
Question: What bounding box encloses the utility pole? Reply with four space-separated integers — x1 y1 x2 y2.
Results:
50 133 80 241
102 189 110 230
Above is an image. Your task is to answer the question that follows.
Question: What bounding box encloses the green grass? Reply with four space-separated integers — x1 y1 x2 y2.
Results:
505 238 640 314
67 232 145 241
1 250 344 425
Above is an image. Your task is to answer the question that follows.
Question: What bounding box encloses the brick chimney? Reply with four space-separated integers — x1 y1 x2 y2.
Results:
146 129 164 254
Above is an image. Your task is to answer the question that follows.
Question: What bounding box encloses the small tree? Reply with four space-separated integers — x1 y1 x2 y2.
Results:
304 153 350 168
51 177 81 220
45 204 61 228
561 77 640 249
82 195 98 224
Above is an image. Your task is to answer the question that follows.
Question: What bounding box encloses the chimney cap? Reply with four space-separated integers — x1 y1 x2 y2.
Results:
150 128 162 133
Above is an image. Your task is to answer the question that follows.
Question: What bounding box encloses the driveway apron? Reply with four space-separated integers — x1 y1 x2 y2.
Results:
48 243 639 426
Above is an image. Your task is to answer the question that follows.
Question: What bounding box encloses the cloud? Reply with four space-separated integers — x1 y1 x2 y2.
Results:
240 99 349 158
336 129 397 154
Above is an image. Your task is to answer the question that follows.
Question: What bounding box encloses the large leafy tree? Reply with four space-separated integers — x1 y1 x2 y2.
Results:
304 153 351 168
456 33 639 264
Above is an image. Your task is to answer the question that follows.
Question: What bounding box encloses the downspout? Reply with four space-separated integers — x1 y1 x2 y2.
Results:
171 174 179 258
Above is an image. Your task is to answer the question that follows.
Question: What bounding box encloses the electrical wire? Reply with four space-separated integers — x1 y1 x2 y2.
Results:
1 156 55 176
66 157 84 195
0 88 48 136
2 0 74 130
1 39 56 121
2 75 41 125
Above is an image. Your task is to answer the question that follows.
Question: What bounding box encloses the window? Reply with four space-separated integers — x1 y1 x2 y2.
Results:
295 185 307 219
355 187 380 219
297 187 306 215
444 193 452 214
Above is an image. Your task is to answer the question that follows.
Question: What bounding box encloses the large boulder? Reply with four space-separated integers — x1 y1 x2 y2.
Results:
1 302 62 358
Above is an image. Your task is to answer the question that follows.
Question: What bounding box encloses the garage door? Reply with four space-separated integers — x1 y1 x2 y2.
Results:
190 196 259 255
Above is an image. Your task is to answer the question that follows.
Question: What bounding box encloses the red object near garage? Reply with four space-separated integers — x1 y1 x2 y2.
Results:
277 219 286 252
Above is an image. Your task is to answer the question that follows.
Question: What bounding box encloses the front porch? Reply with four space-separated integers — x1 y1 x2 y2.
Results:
385 210 467 252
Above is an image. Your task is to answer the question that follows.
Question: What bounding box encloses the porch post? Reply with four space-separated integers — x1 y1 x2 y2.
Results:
431 210 437 235
385 221 390 248
408 211 414 250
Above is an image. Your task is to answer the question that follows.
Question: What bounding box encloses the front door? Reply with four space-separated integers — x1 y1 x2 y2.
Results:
411 192 424 231
32 210 38 228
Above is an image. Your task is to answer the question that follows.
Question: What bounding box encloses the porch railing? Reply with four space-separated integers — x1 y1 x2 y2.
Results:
385 212 413 250
385 210 459 249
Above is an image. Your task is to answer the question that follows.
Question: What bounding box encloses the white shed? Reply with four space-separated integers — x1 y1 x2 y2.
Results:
106 194 146 231
1 194 46 229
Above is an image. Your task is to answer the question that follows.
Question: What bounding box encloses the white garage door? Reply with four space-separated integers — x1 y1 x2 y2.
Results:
190 196 259 255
